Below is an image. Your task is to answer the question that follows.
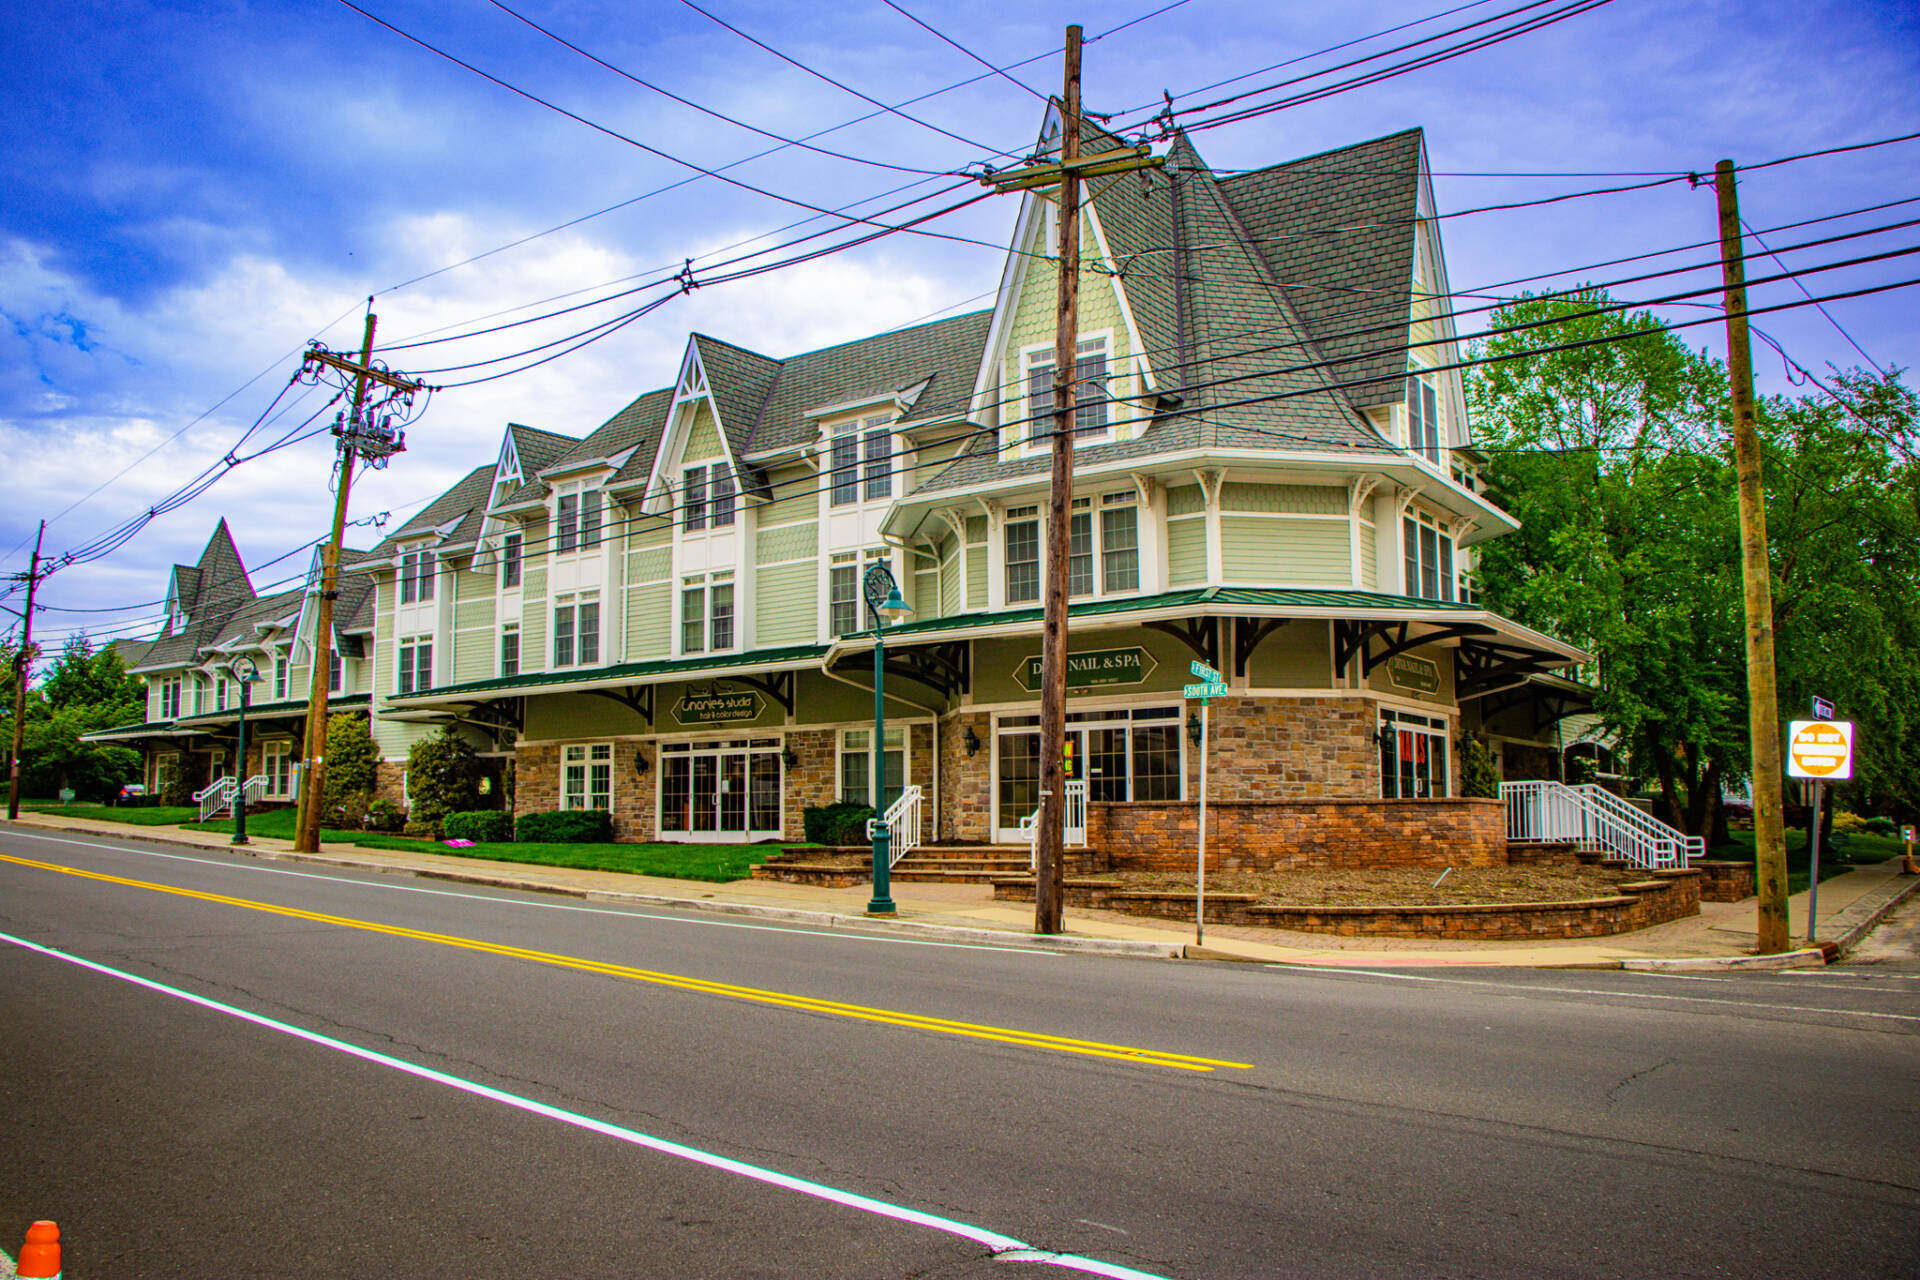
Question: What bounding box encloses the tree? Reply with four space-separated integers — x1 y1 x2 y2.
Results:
404 728 482 829
1469 290 1743 837
0 636 144 800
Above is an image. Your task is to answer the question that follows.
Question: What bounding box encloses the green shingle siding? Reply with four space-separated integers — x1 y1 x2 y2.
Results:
683 402 724 462
1222 517 1352 585
965 515 987 543
628 547 671 584
523 563 547 601
454 598 494 631
755 522 817 565
1220 482 1347 516
1166 485 1205 517
1167 519 1207 586
755 563 816 647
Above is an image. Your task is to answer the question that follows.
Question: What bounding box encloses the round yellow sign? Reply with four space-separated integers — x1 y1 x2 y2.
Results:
1787 721 1851 779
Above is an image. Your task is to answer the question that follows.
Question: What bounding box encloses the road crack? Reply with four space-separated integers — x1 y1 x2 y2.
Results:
1604 1055 1677 1107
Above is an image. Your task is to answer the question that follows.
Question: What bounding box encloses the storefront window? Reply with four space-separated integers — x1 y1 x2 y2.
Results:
1380 709 1449 799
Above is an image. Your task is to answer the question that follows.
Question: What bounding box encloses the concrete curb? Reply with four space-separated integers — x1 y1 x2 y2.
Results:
1826 870 1920 959
1620 948 1828 973
3 820 1180 960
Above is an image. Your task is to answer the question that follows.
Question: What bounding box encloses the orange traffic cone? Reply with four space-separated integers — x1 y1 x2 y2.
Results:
16 1220 61 1278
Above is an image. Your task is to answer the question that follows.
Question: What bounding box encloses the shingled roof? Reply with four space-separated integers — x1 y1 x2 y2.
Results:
381 464 496 550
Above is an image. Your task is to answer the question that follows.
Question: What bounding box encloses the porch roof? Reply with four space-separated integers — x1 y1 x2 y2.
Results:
168 692 371 731
383 644 831 710
79 719 202 743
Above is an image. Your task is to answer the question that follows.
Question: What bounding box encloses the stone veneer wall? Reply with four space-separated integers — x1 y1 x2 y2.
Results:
1197 696 1380 800
1086 797 1508 871
782 729 836 841
939 711 991 843
514 741 656 842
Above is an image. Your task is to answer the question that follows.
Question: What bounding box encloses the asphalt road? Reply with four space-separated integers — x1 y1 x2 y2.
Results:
2 824 1915 1279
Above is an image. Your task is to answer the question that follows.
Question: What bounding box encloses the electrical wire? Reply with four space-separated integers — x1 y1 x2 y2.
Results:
880 0 1049 103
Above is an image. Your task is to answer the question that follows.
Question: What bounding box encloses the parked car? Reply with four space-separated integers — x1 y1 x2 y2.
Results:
114 783 149 807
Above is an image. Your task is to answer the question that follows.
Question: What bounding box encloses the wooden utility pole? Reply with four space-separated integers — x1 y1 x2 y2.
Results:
1714 160 1791 953
6 521 46 821
292 309 420 853
979 28 1162 935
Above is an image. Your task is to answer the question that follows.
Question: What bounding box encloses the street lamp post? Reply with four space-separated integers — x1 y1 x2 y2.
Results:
863 562 912 915
229 655 261 846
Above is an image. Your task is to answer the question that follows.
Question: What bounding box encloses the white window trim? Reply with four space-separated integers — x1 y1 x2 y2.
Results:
397 634 433 695
562 742 615 812
826 546 891 639
836 725 909 807
824 411 896 509
678 571 736 657
550 592 601 669
1017 330 1117 455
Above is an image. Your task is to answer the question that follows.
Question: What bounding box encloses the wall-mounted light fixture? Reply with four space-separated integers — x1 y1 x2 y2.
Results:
782 746 800 770
633 753 650 776
963 726 981 757
1186 713 1203 746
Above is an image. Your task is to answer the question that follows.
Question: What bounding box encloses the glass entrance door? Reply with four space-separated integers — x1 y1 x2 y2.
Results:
659 738 784 841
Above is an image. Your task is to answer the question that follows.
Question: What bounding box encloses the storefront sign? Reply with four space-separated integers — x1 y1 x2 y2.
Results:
1014 646 1157 693
673 690 763 726
1386 653 1441 694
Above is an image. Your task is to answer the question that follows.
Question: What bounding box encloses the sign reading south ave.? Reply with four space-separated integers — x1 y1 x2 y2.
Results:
1014 646 1158 693
673 689 763 726
1386 653 1441 694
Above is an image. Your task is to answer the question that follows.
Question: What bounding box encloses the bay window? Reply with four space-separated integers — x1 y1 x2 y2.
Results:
1403 510 1455 602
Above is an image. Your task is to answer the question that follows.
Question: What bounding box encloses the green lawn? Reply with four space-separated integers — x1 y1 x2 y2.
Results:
1708 827 1904 896
17 801 202 826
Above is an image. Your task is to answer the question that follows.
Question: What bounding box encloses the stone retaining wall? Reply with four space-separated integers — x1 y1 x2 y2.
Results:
994 868 1702 940
1693 859 1755 902
1086 797 1508 872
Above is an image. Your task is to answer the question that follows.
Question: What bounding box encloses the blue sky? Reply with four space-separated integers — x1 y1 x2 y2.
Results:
4 0 1916 645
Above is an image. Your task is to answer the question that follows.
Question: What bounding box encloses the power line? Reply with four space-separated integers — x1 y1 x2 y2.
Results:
880 0 1049 103
1742 219 1887 378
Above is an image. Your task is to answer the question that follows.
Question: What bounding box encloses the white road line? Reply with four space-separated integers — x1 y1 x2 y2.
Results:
1269 965 1920 1021
0 828 1057 956
0 929 1172 1280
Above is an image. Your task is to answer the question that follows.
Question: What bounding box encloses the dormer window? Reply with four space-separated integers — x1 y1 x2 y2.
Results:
683 464 735 530
399 549 435 604
830 414 891 506
556 487 603 554
1026 339 1111 442
1407 370 1441 465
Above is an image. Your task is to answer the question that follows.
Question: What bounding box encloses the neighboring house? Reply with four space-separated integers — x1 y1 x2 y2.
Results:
95 113 1593 847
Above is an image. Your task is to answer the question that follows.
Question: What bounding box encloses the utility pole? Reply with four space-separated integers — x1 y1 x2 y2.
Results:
979 28 1162 934
6 521 46 821
291 306 422 853
1714 160 1791 954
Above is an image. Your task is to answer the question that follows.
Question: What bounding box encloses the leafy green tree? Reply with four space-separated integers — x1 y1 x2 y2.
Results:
0 637 144 800
320 713 380 812
1469 290 1742 836
404 728 482 829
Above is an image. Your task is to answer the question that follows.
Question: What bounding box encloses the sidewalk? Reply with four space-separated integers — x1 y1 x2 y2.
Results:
10 812 1917 969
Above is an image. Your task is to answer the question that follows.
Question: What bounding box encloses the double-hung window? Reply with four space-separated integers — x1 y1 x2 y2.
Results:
272 657 287 701
397 636 432 695
1407 370 1441 465
159 678 181 720
1005 506 1041 604
839 727 905 808
557 493 579 553
1026 339 1111 440
552 594 599 667
501 532 523 588
400 549 434 603
1402 510 1455 602
215 675 229 712
562 743 612 811
683 464 735 531
1065 491 1141 597
680 572 734 654
829 548 889 637
830 414 891 506
328 649 343 693
500 623 520 677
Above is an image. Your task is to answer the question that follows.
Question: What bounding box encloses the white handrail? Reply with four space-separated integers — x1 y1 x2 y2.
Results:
883 785 923 868
194 777 237 822
1022 780 1089 872
1502 779 1701 869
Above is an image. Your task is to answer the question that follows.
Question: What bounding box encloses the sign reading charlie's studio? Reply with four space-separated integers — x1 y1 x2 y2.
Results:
672 689 763 725
1014 646 1158 693
1386 653 1441 695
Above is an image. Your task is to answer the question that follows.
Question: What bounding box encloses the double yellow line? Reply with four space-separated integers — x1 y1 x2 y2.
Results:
1 852 1251 1073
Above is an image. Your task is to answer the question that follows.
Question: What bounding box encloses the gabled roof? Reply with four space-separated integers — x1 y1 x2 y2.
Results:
507 423 580 480
496 387 675 505
380 464 496 550
691 333 782 456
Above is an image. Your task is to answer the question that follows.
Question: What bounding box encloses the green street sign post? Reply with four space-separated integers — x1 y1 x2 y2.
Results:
1185 671 1226 946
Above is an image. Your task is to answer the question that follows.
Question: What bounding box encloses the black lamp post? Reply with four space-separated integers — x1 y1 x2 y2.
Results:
863 562 912 915
229 655 260 845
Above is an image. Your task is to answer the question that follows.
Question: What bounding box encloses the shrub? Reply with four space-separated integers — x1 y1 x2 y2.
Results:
365 797 406 832
321 714 379 812
405 728 484 829
1459 736 1501 799
803 801 876 847
443 810 513 843
402 821 437 838
515 808 613 844
159 771 195 808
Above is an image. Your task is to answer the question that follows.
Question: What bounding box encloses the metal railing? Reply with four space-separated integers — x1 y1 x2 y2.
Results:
1024 780 1089 871
883 785 923 868
1501 779 1702 869
194 777 236 822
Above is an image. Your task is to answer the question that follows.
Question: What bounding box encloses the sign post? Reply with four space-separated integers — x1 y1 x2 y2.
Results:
1786 718 1853 944
1183 661 1224 945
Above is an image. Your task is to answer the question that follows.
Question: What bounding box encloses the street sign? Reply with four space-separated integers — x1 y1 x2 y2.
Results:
1786 720 1853 780
1189 659 1221 682
1811 695 1836 721
1183 681 1229 699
